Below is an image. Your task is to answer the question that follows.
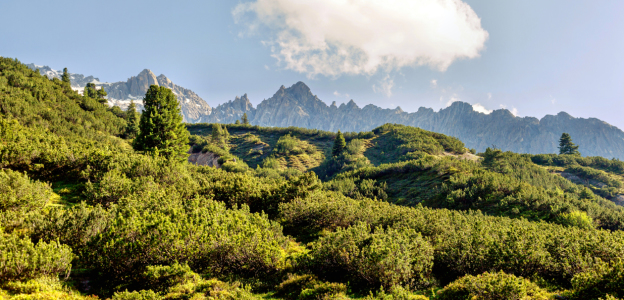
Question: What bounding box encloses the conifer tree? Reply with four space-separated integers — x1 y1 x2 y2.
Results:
133 85 189 161
61 68 71 85
211 123 223 142
332 130 346 157
559 133 580 155
84 83 97 98
125 100 139 139
96 87 108 104
242 113 249 125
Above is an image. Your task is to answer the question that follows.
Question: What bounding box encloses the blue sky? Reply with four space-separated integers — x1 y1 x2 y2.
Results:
1 0 623 129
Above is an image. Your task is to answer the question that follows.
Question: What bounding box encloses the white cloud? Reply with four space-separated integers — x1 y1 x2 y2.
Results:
333 91 350 99
511 107 518 116
445 94 461 107
264 64 271 70
550 95 556 105
472 103 492 114
500 104 518 116
430 79 438 88
372 75 394 97
487 92 492 99
233 0 489 78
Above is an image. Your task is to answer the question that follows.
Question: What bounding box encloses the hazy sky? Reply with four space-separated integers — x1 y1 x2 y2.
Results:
1 0 623 129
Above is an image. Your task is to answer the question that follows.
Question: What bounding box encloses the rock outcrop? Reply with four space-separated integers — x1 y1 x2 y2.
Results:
28 65 212 123
207 82 624 159
188 149 220 167
101 70 212 123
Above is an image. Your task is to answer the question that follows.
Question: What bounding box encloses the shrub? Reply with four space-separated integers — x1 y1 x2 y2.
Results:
436 271 552 300
0 276 98 299
299 281 348 300
111 290 161 300
0 169 52 212
571 259 624 300
83 196 289 286
276 274 320 299
0 230 73 281
308 222 434 289
559 210 595 229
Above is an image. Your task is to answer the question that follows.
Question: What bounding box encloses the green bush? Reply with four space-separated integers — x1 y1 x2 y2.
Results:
0 276 97 299
308 222 434 289
83 196 289 286
571 259 624 300
112 289 161 300
0 229 73 281
436 271 552 300
559 210 595 229
0 169 52 212
276 273 320 299
298 281 348 300
280 195 624 285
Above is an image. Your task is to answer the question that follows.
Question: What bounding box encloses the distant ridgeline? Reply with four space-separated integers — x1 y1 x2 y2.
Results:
28 64 624 159
202 82 624 159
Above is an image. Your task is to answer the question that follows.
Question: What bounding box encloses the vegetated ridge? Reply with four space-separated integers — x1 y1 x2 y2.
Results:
3 56 624 299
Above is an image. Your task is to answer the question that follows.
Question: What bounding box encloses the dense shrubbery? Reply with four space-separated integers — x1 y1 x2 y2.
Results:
0 229 73 282
0 169 51 212
3 58 624 299
436 271 552 300
306 222 434 289
571 259 624 300
279 195 624 285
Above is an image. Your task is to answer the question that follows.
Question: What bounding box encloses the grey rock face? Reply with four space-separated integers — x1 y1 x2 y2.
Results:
208 82 624 159
199 94 254 124
26 63 624 158
101 70 212 123
27 64 212 123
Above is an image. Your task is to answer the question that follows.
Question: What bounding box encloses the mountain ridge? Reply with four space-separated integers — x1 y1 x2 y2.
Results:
204 81 624 159
27 64 624 158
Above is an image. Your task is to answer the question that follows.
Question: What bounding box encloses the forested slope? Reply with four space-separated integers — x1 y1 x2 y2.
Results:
2 57 624 299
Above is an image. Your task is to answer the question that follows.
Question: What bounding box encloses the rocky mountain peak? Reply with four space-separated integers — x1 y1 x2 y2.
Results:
157 74 172 85
346 99 359 109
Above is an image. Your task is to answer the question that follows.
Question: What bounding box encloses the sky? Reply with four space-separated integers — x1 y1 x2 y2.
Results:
1 0 623 129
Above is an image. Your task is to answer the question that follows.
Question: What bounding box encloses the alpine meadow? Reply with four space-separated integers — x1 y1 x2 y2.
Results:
2 1 624 299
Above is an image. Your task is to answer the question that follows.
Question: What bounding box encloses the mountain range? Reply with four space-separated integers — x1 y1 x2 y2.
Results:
28 64 624 159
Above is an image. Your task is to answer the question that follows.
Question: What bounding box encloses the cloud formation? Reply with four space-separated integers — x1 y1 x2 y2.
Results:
233 0 489 78
372 75 394 97
430 79 438 88
472 103 492 114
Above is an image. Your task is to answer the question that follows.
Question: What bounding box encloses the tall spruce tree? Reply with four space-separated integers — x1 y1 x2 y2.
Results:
242 113 250 125
96 87 108 104
61 68 71 85
84 83 97 98
133 85 189 161
332 130 346 157
559 133 580 155
125 100 139 139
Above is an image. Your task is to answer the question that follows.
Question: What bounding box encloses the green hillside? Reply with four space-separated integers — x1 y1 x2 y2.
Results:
2 57 624 300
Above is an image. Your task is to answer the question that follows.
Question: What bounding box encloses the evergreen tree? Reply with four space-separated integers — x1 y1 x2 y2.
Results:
559 133 580 155
242 113 249 125
133 85 189 161
211 123 223 142
332 130 346 157
96 87 108 104
84 83 97 98
211 123 227 147
125 100 139 139
61 68 71 85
